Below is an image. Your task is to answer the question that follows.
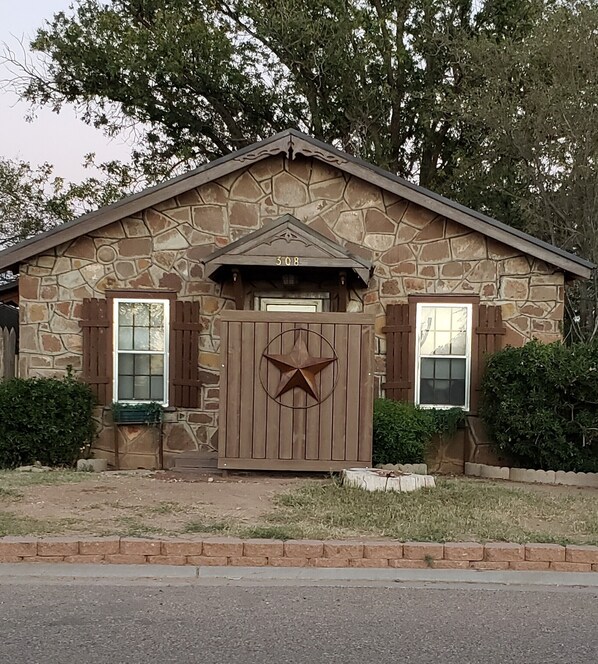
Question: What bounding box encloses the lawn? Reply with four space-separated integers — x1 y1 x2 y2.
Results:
1 470 598 544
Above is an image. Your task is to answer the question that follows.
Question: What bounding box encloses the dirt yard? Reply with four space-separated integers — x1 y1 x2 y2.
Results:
2 470 598 544
0 470 315 538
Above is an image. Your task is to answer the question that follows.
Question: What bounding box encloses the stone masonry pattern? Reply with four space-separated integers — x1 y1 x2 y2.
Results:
17 155 564 465
0 537 596 572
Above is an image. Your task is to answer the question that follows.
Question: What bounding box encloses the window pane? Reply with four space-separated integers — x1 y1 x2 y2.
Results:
149 328 164 352
134 304 149 326
451 307 467 332
118 376 134 400
150 355 164 373
134 327 150 350
150 376 165 401
420 379 435 404
434 360 450 379
421 358 435 379
449 379 466 406
451 358 466 379
436 308 451 331
134 354 150 375
118 326 133 350
134 376 150 400
150 304 164 326
434 331 451 355
118 303 134 326
450 330 467 355
119 354 134 375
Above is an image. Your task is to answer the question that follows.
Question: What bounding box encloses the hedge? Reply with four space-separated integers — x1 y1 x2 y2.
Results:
373 399 465 465
481 340 598 472
0 374 96 468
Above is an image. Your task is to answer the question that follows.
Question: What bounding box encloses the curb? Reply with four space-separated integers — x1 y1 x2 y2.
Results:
2 537 598 572
2 564 598 588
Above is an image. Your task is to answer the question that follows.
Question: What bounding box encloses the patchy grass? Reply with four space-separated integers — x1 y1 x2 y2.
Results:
112 516 164 538
239 524 301 540
0 487 23 501
183 519 236 535
262 478 598 545
0 511 80 537
0 470 94 490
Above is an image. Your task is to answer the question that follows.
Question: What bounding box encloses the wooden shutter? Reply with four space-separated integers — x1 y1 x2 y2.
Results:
170 301 202 407
382 303 415 402
470 304 506 413
79 298 111 405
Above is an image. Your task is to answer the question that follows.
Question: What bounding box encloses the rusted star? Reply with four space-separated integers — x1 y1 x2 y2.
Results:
264 336 336 400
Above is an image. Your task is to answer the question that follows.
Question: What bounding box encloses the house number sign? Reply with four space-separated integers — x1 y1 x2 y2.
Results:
276 256 300 266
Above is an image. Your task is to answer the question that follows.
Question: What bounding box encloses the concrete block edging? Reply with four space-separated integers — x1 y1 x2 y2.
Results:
464 463 598 488
1 537 598 572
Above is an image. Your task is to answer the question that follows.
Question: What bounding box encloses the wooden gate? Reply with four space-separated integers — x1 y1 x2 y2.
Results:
218 312 374 471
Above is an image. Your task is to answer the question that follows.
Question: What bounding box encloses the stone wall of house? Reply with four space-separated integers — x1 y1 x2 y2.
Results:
17 154 564 468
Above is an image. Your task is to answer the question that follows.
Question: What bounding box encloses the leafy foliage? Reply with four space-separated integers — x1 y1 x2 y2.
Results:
0 374 96 468
0 156 133 250
481 340 598 472
372 399 465 465
6 0 546 189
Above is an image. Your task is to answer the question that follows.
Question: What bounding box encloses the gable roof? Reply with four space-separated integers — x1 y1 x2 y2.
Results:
0 129 592 278
203 214 372 284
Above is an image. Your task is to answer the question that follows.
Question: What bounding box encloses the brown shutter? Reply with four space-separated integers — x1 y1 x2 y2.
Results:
170 300 202 407
470 304 506 413
79 298 111 405
382 302 415 402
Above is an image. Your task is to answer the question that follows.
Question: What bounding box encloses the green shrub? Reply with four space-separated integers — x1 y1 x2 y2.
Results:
481 340 598 472
372 399 465 465
0 373 96 468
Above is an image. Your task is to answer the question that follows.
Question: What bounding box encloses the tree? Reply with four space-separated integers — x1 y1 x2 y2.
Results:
449 0 598 339
6 0 542 191
0 156 132 250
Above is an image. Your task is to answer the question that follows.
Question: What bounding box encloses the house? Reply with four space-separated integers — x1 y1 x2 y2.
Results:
0 130 592 472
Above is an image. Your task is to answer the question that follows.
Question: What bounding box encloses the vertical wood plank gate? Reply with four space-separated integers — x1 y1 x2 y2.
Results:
218 312 374 471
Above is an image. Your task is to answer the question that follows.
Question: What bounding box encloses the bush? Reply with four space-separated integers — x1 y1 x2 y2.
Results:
481 340 598 472
372 399 465 465
0 373 96 468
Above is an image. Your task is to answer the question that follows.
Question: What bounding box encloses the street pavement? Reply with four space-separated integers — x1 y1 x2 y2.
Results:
1 573 597 663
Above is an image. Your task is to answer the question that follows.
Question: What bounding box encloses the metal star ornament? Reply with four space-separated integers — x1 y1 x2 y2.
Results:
264 336 336 400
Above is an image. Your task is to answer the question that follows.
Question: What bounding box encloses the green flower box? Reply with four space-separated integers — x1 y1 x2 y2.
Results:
111 402 163 425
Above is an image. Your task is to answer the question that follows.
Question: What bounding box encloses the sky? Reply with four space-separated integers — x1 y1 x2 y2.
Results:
0 0 132 181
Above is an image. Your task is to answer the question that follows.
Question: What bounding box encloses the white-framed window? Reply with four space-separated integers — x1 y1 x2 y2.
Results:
113 298 170 405
415 302 472 410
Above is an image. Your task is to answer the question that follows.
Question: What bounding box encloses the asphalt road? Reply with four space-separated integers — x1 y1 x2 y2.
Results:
1 579 598 664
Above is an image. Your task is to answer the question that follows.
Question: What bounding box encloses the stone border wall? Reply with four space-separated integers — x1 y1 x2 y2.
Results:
465 462 598 488
2 537 598 572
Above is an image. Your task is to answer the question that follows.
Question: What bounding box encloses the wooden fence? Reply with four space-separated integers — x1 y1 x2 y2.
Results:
218 311 374 471
0 327 17 379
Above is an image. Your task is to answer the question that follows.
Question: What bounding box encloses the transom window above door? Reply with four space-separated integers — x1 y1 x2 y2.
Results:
415 303 472 409
113 299 170 404
258 297 324 313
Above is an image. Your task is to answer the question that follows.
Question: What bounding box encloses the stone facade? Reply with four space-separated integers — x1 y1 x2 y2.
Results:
17 155 565 468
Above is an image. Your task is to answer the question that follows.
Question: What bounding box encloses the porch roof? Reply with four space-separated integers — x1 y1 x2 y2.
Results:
203 214 372 285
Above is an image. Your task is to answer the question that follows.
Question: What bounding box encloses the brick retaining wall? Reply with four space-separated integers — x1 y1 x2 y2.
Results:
2 537 598 571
